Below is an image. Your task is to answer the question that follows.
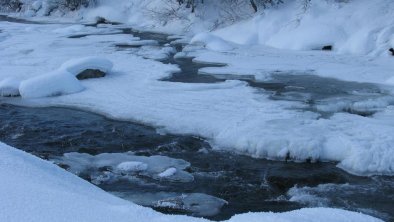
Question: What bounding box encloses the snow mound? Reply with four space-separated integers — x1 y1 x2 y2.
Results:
0 142 384 222
0 77 20 96
19 70 84 98
59 56 113 76
191 33 234 51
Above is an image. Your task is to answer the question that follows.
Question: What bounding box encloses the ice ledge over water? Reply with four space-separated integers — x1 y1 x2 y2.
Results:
0 142 383 222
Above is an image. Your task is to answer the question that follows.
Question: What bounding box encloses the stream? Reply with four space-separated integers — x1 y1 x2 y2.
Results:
1 15 393 221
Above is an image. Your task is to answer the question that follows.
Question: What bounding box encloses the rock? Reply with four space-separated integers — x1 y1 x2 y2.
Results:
94 17 121 26
322 45 333 51
389 48 394 56
76 69 106 80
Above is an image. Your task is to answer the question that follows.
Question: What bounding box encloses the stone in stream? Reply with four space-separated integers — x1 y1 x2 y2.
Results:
76 69 106 80
389 48 394 56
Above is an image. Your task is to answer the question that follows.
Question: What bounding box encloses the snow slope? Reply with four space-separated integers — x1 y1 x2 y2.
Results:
0 142 384 222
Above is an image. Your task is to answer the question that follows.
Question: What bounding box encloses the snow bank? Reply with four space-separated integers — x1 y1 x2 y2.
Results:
214 0 394 56
59 56 113 76
0 142 384 222
19 70 84 98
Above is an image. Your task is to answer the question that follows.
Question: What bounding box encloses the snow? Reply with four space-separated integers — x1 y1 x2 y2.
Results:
59 56 113 76
191 32 234 51
0 142 384 222
0 77 20 96
158 167 177 178
1 18 394 176
19 70 84 98
213 0 394 57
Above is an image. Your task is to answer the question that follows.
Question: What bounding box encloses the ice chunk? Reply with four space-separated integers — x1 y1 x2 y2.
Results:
59 56 113 76
153 193 228 217
19 70 84 99
0 77 20 97
53 152 194 184
117 161 148 172
158 167 177 178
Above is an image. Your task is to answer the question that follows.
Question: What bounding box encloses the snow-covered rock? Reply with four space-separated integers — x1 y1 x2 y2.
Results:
19 70 84 98
59 56 113 76
0 77 20 96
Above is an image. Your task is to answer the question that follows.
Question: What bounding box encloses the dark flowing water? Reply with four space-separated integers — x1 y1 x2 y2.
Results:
1 16 394 221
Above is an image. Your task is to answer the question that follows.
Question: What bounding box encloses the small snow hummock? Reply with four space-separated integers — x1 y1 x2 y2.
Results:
0 77 20 97
117 161 148 172
59 56 113 76
158 167 177 178
19 70 84 99
191 33 234 51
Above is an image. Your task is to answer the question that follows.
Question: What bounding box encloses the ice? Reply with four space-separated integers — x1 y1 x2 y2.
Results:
19 70 84 98
117 161 148 172
0 77 20 96
287 180 394 221
153 193 228 217
53 152 194 183
158 167 177 178
59 56 113 76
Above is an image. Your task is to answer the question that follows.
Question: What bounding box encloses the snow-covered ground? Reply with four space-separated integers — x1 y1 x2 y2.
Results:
0 142 384 222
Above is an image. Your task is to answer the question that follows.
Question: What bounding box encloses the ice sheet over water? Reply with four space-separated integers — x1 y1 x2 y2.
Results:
53 152 194 183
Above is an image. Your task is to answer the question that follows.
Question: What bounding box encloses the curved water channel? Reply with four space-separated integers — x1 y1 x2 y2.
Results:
1 15 394 221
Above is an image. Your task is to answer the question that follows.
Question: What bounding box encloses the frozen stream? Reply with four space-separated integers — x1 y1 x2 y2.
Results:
0 15 393 221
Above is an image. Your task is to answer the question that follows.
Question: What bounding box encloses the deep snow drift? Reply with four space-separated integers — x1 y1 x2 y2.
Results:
0 142 384 222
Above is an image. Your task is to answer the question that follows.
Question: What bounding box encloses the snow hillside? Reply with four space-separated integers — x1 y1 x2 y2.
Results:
0 142 384 222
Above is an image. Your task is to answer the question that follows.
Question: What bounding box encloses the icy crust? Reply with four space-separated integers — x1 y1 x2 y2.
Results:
0 142 384 222
53 152 194 183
